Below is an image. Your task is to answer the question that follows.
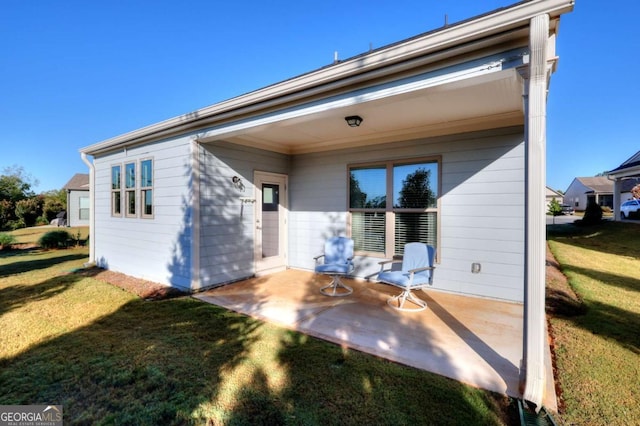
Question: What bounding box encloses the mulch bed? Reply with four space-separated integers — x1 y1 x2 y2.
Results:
75 267 187 301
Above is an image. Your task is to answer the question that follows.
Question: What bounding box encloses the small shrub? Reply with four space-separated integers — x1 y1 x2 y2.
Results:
38 230 72 249
35 216 49 226
0 232 17 250
576 200 603 226
7 219 25 231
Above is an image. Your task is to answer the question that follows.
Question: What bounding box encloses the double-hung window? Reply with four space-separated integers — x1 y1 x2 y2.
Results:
349 157 440 257
111 159 154 219
79 196 90 220
125 162 136 217
140 159 153 218
111 165 122 216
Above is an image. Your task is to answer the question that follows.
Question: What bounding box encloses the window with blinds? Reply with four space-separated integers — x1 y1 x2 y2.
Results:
349 158 439 258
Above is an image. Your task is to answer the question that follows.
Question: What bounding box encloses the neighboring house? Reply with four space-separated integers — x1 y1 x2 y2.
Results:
62 173 90 227
607 150 640 220
563 177 614 211
80 0 574 409
545 186 563 210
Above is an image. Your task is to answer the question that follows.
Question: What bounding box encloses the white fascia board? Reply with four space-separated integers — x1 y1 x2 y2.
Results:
79 0 573 156
608 165 640 179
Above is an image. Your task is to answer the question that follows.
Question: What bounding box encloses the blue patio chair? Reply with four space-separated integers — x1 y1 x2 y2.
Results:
376 243 436 312
314 237 355 296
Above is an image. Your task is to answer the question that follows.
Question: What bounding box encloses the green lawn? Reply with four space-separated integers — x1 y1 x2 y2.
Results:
547 221 640 425
0 232 514 425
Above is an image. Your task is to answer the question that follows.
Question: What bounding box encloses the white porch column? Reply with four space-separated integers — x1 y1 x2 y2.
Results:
613 178 622 221
523 13 550 409
190 138 201 291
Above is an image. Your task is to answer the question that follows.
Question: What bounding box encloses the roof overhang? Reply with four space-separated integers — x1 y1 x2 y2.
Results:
608 163 640 179
80 0 574 157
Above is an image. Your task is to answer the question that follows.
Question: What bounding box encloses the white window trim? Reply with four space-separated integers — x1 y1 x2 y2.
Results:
124 162 136 218
347 156 441 259
140 157 154 219
111 164 122 217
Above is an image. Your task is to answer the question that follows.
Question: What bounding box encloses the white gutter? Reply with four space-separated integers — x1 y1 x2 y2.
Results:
80 152 95 264
79 0 574 156
523 12 550 410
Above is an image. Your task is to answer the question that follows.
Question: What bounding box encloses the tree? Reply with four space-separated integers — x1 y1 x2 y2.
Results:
0 166 40 230
396 168 435 208
42 189 66 223
547 198 563 224
349 173 367 208
0 165 37 203
15 196 44 228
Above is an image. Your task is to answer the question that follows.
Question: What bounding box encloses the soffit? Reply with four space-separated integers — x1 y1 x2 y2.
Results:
199 67 524 154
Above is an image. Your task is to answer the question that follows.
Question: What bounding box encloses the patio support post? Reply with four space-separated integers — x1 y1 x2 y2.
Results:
612 178 621 221
522 13 550 410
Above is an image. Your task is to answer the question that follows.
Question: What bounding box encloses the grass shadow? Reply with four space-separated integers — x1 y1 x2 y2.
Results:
0 275 518 424
0 273 84 316
0 251 88 278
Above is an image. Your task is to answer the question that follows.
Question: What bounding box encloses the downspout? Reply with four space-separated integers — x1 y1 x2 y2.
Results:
522 13 550 410
190 138 201 291
80 152 95 265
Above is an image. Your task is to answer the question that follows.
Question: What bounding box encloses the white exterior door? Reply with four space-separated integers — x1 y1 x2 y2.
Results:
254 171 288 275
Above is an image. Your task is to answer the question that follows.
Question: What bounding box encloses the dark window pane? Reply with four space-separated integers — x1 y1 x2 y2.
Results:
141 160 152 187
125 163 135 188
393 163 437 209
112 166 121 190
262 184 279 212
395 212 437 254
143 189 153 216
113 192 121 215
126 191 136 215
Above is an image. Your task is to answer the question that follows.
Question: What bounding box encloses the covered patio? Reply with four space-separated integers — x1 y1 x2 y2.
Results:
194 269 557 410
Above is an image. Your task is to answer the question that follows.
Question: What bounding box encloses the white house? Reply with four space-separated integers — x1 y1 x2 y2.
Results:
608 150 640 219
80 0 575 409
546 186 563 209
563 176 613 211
62 173 90 227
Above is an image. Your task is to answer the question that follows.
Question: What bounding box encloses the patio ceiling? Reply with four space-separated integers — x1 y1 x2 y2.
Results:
199 67 524 155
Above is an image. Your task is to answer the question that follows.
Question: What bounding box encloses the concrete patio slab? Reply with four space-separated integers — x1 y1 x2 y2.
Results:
194 269 556 410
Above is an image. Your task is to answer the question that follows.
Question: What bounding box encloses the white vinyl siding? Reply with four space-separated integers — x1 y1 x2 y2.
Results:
288 127 525 302
197 141 289 288
92 137 193 289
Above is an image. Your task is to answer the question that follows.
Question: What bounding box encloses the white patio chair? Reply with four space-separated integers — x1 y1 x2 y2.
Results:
314 237 355 296
376 242 435 312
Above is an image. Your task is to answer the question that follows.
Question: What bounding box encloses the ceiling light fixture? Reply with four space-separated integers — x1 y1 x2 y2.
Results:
345 115 363 127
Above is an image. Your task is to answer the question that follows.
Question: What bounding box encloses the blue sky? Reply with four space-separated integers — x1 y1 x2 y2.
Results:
1 1 638 193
